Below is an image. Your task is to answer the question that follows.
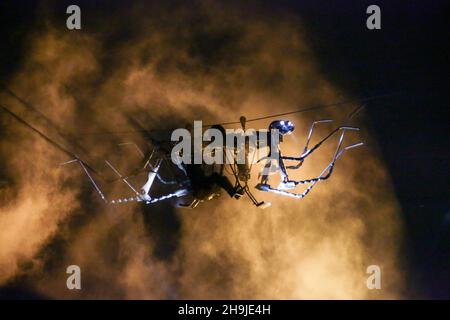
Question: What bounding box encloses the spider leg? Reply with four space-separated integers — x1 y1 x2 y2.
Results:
286 119 333 169
144 188 190 204
282 125 360 168
110 188 190 205
281 130 361 188
256 128 363 198
60 159 107 202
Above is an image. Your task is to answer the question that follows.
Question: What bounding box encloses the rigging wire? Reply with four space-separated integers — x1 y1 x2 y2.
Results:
1 84 400 136
202 92 399 127
75 91 399 135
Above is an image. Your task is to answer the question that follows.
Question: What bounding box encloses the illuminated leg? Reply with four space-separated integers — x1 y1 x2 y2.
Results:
282 125 360 168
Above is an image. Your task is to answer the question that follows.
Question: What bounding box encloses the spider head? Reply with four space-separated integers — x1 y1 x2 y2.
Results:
269 120 295 140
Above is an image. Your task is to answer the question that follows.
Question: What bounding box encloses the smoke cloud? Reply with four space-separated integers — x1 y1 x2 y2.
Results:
0 1 404 299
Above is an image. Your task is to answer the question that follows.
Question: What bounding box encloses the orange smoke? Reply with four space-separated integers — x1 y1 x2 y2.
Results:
0 1 404 299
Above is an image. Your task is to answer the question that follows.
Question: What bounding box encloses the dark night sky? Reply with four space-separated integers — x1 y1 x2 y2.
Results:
0 0 448 298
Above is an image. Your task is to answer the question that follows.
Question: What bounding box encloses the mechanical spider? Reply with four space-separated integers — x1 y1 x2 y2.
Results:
62 116 363 209
1 87 370 209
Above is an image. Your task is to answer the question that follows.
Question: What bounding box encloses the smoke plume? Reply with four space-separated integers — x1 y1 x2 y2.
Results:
0 1 404 299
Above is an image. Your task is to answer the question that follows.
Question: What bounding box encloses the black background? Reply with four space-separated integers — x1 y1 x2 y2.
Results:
0 0 448 299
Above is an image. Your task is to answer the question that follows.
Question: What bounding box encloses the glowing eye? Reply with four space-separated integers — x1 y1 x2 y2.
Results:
280 120 284 125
